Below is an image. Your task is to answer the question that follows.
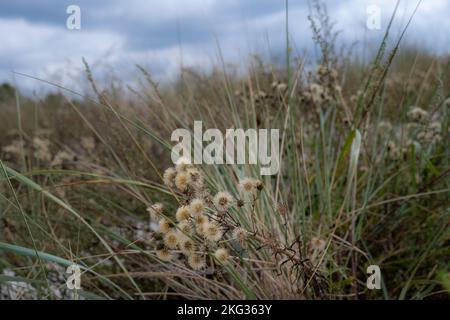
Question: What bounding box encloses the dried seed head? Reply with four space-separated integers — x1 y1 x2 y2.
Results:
158 218 171 234
194 214 208 236
180 238 196 255
186 167 203 186
310 237 326 252
188 254 205 270
194 213 208 225
147 203 163 220
238 178 256 194
214 248 230 264
204 221 223 242
175 172 191 191
407 106 429 123
176 205 190 222
163 167 177 187
429 121 441 133
175 157 192 172
177 220 193 234
213 191 234 211
189 198 205 217
232 227 249 243
164 230 179 249
378 121 392 133
156 248 173 262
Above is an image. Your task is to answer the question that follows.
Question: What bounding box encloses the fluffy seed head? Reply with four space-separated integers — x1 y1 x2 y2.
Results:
189 198 205 217
164 230 179 249
407 106 429 123
188 254 206 270
158 218 171 234
238 178 256 194
175 172 191 191
204 221 223 242
194 214 208 236
175 157 192 172
177 220 193 234
163 167 177 187
429 121 441 133
214 248 230 264
232 227 249 243
156 248 173 262
213 191 234 211
180 238 196 255
378 121 392 133
176 205 190 222
310 237 326 252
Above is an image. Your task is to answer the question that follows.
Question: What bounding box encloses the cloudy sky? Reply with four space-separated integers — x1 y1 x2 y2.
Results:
1 0 449 92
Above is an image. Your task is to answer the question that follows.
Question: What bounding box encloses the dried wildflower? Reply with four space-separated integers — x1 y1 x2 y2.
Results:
429 122 441 134
194 214 208 225
51 150 74 167
310 237 326 252
407 106 429 123
417 131 434 144
238 178 256 194
204 221 223 242
189 198 205 217
2 140 24 155
156 248 173 262
175 157 192 172
147 203 163 220
33 137 51 162
232 227 249 243
175 171 191 191
213 191 234 211
188 254 205 270
164 230 179 249
158 218 171 234
176 205 190 222
255 180 263 191
163 167 177 187
186 167 203 188
214 248 230 264
271 81 287 93
194 214 208 236
179 238 196 255
177 220 193 234
378 121 392 133
386 141 400 160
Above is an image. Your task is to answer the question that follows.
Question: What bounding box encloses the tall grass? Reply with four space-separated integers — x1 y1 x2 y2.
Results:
0 1 449 300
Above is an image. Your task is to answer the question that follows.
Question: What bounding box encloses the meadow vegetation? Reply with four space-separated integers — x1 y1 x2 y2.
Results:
0 2 449 299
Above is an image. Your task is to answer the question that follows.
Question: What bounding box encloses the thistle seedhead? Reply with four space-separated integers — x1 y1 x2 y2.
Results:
176 205 190 222
214 248 230 264
188 253 206 270
163 167 177 187
164 230 179 249
189 198 205 217
213 191 234 211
